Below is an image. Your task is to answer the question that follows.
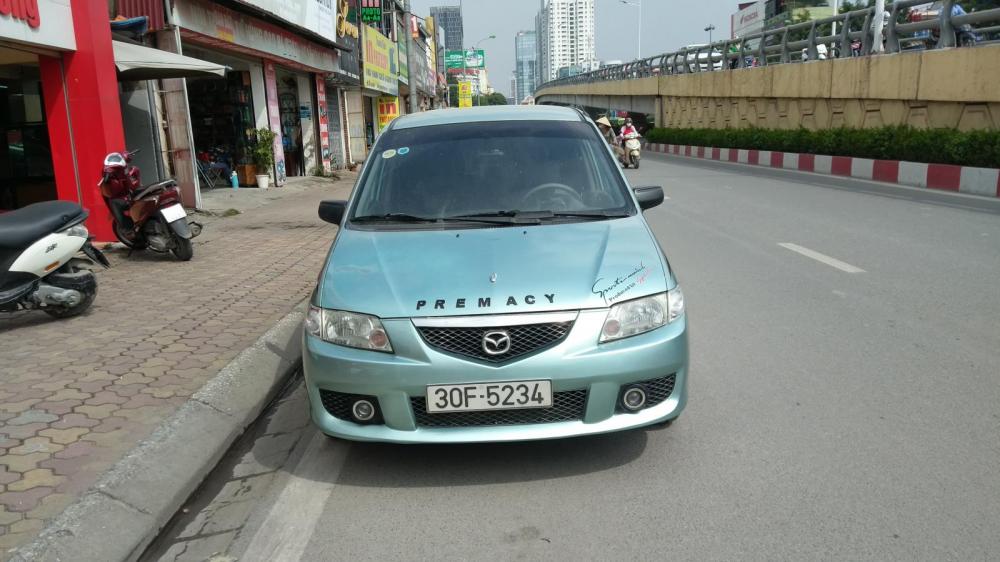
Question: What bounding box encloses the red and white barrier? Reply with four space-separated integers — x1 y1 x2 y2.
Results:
646 142 1000 199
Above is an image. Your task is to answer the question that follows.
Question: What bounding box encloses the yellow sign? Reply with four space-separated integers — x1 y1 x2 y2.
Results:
336 0 359 38
458 81 472 108
377 96 400 131
363 25 398 95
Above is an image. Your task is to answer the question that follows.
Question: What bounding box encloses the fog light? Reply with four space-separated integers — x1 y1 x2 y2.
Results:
621 386 647 412
352 399 376 421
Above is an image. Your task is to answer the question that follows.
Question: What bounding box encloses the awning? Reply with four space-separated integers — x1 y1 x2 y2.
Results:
113 40 227 80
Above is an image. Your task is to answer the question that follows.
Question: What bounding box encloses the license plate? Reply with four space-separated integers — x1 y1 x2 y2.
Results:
160 204 186 223
426 380 552 413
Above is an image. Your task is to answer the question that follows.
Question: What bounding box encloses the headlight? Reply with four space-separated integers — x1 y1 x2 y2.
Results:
600 288 684 343
306 306 393 352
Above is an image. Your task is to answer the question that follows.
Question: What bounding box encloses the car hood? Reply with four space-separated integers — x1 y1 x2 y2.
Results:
318 217 671 318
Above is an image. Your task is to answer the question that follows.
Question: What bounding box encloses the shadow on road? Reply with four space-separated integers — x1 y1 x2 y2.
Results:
334 429 649 488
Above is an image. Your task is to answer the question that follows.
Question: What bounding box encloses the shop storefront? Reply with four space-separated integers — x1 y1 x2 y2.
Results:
0 1 127 240
324 0 361 168
120 0 346 197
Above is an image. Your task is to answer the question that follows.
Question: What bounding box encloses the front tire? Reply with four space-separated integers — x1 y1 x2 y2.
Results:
631 155 640 169
171 236 194 261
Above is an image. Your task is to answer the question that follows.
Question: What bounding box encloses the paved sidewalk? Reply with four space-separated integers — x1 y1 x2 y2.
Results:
0 173 354 557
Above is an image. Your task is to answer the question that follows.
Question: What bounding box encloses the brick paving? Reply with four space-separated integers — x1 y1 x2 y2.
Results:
0 174 353 557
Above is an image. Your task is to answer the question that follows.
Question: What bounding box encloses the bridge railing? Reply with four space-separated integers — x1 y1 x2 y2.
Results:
539 0 1000 89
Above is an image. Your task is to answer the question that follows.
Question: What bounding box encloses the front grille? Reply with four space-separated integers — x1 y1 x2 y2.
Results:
411 389 588 427
416 321 573 363
644 374 676 407
319 390 383 424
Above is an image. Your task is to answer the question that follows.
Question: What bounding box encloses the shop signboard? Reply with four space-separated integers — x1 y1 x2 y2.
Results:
731 1 765 39
458 81 472 108
0 0 74 51
445 49 485 72
263 61 287 185
362 24 398 95
175 0 337 72
396 17 408 84
411 39 431 95
316 80 332 172
360 0 381 23
233 0 335 40
376 95 399 131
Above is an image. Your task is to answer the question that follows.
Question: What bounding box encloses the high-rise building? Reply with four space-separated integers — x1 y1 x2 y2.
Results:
514 30 537 103
535 0 596 84
429 5 464 53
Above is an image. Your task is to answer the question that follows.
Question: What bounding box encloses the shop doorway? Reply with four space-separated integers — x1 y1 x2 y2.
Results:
0 48 55 212
276 70 304 177
182 47 266 188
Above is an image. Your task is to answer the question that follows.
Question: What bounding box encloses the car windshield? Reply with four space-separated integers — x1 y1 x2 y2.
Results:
350 119 632 226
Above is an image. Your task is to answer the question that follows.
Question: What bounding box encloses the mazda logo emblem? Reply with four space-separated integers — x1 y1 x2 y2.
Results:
482 330 511 356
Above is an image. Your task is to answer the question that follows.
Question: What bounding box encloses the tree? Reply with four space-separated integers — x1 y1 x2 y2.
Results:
474 92 508 106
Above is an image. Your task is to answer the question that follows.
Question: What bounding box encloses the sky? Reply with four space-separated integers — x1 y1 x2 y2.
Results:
409 0 740 99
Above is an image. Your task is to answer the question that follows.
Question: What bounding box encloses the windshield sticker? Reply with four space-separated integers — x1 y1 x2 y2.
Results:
416 294 555 311
381 149 397 159
397 147 410 155
592 263 649 304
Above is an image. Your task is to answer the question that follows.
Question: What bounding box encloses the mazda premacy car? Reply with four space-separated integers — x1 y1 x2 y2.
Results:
304 105 687 443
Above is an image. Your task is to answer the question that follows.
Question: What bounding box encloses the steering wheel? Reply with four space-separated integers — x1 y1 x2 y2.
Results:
521 182 583 207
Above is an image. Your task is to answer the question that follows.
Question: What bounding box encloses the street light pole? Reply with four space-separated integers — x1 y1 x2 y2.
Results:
620 0 641 60
873 0 886 53
705 24 716 45
467 34 495 106
404 0 418 113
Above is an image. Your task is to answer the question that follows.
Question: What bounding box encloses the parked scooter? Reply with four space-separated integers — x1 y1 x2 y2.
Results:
621 131 642 169
0 201 109 318
99 150 201 261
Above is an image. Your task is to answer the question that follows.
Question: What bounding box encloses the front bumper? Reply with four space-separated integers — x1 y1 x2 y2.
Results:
303 309 688 443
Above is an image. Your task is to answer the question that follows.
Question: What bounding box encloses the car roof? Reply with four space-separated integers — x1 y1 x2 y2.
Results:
390 105 584 130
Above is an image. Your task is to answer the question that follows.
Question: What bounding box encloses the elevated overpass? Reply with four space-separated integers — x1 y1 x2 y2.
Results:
536 1 1000 131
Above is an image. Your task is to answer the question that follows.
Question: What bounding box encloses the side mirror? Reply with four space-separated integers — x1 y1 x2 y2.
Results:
318 200 347 225
633 185 664 211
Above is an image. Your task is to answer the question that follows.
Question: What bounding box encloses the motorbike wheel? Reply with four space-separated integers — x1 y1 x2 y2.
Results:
171 236 194 261
44 273 97 319
630 154 640 169
113 220 147 250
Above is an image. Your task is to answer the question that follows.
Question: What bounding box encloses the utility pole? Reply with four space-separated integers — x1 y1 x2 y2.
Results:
832 0 840 37
404 0 419 113
873 0 886 53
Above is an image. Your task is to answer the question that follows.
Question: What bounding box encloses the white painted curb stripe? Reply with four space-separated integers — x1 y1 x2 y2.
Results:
783 152 799 170
959 166 1000 197
759 150 772 166
898 161 928 188
814 155 833 175
738 149 749 164
851 158 875 180
779 243 866 273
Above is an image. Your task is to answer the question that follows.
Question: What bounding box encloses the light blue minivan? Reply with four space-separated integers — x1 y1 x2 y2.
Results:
304 105 687 443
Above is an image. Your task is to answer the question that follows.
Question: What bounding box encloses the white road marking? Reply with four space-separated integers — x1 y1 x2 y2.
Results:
240 433 348 562
778 243 866 273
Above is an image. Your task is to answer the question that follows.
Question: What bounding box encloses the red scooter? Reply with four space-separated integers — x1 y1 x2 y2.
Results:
98 150 201 261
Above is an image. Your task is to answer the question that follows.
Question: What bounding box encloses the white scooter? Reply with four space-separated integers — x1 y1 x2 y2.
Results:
0 201 109 319
621 131 642 169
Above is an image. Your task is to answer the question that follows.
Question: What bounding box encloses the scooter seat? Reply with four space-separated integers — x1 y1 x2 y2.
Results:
0 201 86 250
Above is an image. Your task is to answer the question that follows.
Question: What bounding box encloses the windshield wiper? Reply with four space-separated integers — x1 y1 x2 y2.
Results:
443 211 539 224
546 210 630 219
352 213 439 223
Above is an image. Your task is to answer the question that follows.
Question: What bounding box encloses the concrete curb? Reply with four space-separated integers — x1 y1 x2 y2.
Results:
646 142 1000 199
9 302 307 562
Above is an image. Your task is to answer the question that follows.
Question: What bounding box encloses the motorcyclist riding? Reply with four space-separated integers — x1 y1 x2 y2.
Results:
596 116 616 145
619 118 639 150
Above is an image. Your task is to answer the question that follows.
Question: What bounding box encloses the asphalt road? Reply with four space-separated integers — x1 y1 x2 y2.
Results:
144 154 1000 561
